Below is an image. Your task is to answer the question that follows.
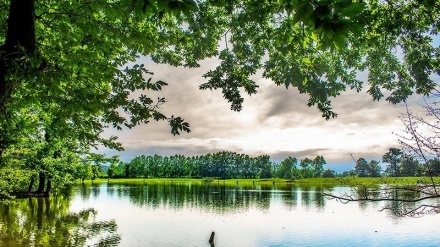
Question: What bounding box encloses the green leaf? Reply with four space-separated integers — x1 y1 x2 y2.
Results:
339 3 365 17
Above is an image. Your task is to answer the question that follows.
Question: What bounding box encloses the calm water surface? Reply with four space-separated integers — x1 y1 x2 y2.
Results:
1 181 439 247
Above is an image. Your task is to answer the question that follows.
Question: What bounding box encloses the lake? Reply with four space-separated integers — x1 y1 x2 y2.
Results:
1 180 439 247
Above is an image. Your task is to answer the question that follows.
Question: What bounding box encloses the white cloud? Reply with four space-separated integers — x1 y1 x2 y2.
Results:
101 57 412 170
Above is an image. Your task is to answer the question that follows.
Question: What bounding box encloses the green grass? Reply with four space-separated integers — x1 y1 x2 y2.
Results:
78 178 281 186
334 176 440 185
76 177 440 186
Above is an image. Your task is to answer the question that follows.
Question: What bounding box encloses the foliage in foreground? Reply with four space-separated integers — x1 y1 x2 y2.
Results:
1 0 194 199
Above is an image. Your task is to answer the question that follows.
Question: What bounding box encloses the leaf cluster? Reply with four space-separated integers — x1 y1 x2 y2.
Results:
152 0 439 119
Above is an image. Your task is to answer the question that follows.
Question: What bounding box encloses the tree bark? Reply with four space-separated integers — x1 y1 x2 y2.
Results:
27 175 35 193
44 178 51 197
0 0 36 111
35 171 45 194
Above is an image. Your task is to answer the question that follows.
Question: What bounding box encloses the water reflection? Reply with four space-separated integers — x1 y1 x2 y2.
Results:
0 191 120 247
75 182 439 247
78 182 102 200
332 185 439 219
2 182 439 247
102 181 328 213
381 188 437 219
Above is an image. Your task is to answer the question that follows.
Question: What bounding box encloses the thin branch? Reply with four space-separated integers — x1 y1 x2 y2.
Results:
324 192 440 203
404 101 439 195
224 29 230 50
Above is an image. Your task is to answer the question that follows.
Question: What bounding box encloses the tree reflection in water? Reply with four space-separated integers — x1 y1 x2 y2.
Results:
0 191 120 247
104 181 327 213
326 184 439 218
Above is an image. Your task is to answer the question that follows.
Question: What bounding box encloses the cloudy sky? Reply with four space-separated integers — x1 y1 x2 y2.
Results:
99 54 436 172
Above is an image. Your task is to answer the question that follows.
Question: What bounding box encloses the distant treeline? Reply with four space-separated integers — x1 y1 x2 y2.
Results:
105 151 330 179
352 148 440 177
77 149 440 181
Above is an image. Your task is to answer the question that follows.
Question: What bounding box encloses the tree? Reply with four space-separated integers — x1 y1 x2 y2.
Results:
400 155 420 177
354 158 369 177
0 169 33 200
382 148 403 177
276 156 297 179
300 158 313 178
254 155 272 179
424 159 440 177
91 165 101 180
108 162 126 179
312 155 326 178
1 123 86 196
0 0 193 198
367 160 381 177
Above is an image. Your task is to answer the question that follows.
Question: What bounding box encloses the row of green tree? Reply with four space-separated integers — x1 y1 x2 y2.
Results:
351 148 440 177
106 152 329 180
104 148 440 181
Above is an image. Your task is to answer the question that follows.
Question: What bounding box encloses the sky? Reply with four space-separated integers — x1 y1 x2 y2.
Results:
100 56 426 172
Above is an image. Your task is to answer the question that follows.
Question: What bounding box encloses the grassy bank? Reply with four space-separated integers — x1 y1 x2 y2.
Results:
77 177 440 186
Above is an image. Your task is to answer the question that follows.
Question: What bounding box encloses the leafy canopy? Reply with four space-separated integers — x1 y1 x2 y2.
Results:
0 0 195 155
0 0 196 196
151 0 439 119
1 0 438 149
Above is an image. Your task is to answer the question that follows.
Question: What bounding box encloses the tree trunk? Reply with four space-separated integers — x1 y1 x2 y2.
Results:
35 171 45 194
44 178 51 197
27 175 35 193
0 0 36 110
